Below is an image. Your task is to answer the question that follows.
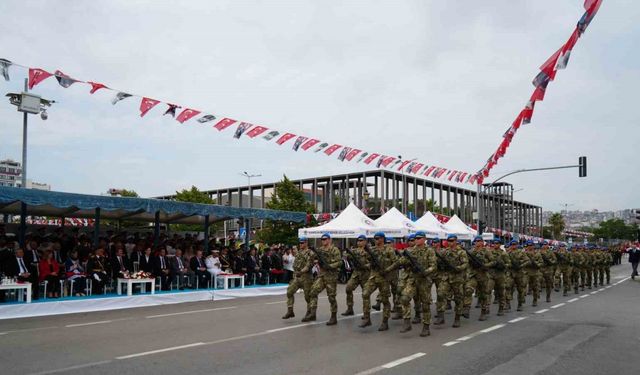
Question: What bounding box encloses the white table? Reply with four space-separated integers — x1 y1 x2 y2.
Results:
117 278 155 296
215 274 245 289
0 282 32 303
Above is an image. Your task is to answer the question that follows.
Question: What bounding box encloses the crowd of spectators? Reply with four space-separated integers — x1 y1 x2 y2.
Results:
0 225 302 303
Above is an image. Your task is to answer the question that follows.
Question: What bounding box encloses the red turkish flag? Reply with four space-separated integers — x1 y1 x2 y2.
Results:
276 133 296 145
28 68 53 89
301 139 320 151
364 153 380 164
424 166 436 176
397 160 411 171
540 48 562 81
344 149 361 161
139 97 160 117
88 82 107 94
246 125 268 138
411 163 424 174
176 108 201 124
459 172 468 182
381 156 396 167
213 118 237 131
469 175 477 185
324 144 342 155
448 171 457 181
530 87 546 102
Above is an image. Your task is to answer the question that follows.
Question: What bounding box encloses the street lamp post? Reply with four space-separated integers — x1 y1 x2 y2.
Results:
240 171 261 187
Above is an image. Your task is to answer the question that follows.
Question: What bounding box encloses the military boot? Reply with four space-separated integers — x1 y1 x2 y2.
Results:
378 317 389 331
478 309 488 321
532 299 538 307
301 310 316 322
516 303 523 312
411 312 422 324
282 307 295 319
359 315 372 328
462 307 470 319
452 314 461 328
341 307 354 316
574 287 579 294
546 294 551 303
497 305 504 316
326 312 337 326
371 301 381 311
391 310 403 320
563 291 568 297
400 318 412 333
446 300 453 310
419 324 431 337
433 311 445 325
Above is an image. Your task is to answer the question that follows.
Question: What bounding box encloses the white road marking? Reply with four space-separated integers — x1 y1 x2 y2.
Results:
265 301 285 305
480 324 506 333
550 303 565 309
26 360 113 375
266 323 313 333
598 288 605 292
381 352 426 368
590 291 598 295
65 320 113 328
457 335 475 341
605 286 612 289
567 298 579 303
0 332 7 335
145 306 236 318
535 309 549 314
443 341 459 347
580 295 589 298
116 342 206 359
508 317 528 323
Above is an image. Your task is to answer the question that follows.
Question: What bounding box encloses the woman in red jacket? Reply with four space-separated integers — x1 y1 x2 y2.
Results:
39 250 61 298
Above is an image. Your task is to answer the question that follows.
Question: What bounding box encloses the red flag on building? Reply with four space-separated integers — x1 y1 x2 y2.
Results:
397 160 411 171
345 149 361 161
424 166 436 176
88 82 107 94
213 118 237 131
28 68 52 89
246 125 268 138
381 156 396 167
276 133 296 145
139 97 160 117
176 108 201 124
364 153 380 165
301 139 320 151
324 144 342 155
411 163 424 174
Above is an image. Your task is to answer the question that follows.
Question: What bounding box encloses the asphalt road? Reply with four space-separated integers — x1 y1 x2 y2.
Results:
0 263 636 375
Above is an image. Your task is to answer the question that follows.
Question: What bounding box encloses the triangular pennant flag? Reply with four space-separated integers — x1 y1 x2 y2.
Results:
54 70 77 88
28 68 53 89
176 108 201 124
111 92 132 105
0 58 12 81
213 118 237 131
197 114 216 123
263 130 280 141
164 104 180 117
556 29 580 70
539 48 562 81
324 144 342 156
88 81 107 94
292 136 308 151
420 164 430 174
276 133 296 145
357 152 369 163
246 125 268 138
314 142 328 152
139 97 160 117
301 139 320 151
233 122 252 139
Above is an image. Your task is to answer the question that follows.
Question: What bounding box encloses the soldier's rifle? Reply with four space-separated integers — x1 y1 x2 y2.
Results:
344 248 363 270
434 250 457 272
465 249 485 270
311 248 334 271
364 247 382 272
402 250 427 277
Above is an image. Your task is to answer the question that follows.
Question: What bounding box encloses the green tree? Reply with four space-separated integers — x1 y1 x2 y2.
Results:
542 225 553 239
592 219 638 241
255 175 315 245
118 189 139 197
173 186 216 232
548 213 565 240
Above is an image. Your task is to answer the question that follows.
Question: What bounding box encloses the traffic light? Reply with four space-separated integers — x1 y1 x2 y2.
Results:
578 156 587 177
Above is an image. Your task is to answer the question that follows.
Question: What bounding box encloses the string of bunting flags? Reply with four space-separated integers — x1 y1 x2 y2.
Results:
473 0 603 185
0 59 472 184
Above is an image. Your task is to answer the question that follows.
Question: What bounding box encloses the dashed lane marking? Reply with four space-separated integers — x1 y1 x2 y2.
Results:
580 295 589 299
145 306 237 318
535 309 549 314
550 303 565 309
567 298 579 303
265 301 286 305
116 342 206 359
25 360 114 375
66 320 113 328
443 341 459 347
381 352 426 368
508 317 527 323
480 324 506 333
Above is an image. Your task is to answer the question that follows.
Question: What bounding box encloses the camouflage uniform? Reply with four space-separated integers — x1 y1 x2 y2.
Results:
508 246 529 310
603 250 612 284
361 244 396 325
307 245 342 321
555 246 574 295
592 250 601 287
539 246 557 302
575 248 587 290
342 246 370 315
435 244 468 326
465 244 495 320
490 245 511 315
284 248 313 317
583 249 593 289
525 247 544 306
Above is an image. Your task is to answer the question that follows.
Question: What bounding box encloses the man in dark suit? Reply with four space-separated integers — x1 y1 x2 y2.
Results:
189 249 209 289
170 249 189 290
5 248 31 281
139 247 154 274
244 248 261 285
111 247 130 279
87 247 109 294
24 239 41 300
153 248 173 291
129 243 144 270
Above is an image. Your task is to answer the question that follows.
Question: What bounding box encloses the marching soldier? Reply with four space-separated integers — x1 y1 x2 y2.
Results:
392 234 421 323
539 242 557 303
555 243 574 296
603 247 613 285
360 232 396 331
434 233 468 327
386 231 437 337
304 233 342 325
490 240 511 316
282 237 314 319
465 236 494 321
341 235 370 316
507 241 528 311
524 241 543 307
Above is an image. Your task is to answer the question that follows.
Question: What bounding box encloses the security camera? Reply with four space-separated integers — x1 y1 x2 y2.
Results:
40 109 48 120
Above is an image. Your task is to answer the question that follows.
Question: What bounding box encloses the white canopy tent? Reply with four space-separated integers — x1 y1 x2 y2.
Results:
441 214 477 240
298 203 378 239
373 207 418 238
413 211 447 239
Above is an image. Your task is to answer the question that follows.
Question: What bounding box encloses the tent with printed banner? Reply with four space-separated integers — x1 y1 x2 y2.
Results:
373 207 418 238
298 203 378 239
413 211 447 239
441 214 477 240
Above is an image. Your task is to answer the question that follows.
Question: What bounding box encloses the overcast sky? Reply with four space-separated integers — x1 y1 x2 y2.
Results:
0 0 637 212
